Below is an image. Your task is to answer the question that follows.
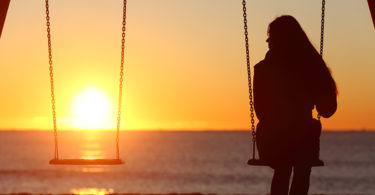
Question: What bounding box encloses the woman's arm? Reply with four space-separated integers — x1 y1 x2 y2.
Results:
254 62 272 121
316 75 337 118
315 62 338 118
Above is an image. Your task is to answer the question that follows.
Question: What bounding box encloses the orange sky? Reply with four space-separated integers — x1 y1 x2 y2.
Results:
0 0 374 131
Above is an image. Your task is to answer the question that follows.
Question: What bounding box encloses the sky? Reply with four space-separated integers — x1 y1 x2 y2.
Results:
0 0 374 131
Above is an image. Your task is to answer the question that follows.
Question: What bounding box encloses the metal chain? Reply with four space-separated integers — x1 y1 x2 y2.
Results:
320 0 325 57
45 0 59 160
45 0 127 160
116 0 127 159
242 0 256 160
318 0 326 120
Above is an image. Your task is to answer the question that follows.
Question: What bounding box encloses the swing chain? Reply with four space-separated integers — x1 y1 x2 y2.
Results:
320 0 325 57
45 0 59 160
242 0 256 159
116 0 127 160
317 0 326 120
45 0 127 161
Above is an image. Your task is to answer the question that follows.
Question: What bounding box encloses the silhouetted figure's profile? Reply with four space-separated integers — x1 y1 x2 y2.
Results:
254 15 337 195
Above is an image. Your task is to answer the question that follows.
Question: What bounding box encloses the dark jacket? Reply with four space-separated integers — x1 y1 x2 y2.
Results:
254 49 337 167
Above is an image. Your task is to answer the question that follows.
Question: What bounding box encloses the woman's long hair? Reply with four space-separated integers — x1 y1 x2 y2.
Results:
268 15 337 95
268 15 317 56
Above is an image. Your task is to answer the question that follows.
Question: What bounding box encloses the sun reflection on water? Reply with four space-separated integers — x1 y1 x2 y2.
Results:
81 150 104 159
80 132 105 159
76 167 106 173
70 188 114 195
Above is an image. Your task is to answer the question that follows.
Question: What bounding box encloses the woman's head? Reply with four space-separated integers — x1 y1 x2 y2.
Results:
267 15 314 53
267 15 338 95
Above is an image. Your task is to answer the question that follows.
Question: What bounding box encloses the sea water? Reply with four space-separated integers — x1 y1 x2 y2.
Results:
0 131 374 195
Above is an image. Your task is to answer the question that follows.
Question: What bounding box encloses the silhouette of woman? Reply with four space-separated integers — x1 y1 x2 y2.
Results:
253 15 337 195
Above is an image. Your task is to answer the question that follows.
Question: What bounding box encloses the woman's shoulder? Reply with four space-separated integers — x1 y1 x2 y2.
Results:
255 58 277 76
254 50 278 71
254 60 268 70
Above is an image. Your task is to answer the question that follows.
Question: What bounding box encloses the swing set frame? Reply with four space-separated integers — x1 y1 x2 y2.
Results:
0 0 374 166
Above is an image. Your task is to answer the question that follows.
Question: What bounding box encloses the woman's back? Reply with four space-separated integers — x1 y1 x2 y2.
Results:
254 50 318 125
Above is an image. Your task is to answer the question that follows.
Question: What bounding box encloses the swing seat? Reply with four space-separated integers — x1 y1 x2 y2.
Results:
49 158 124 165
247 159 324 167
247 159 270 166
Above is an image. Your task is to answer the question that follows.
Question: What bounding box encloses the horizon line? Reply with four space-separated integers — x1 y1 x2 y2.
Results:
0 129 373 132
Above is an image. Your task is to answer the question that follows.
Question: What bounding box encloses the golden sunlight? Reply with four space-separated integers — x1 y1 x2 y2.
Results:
70 188 114 195
71 87 115 130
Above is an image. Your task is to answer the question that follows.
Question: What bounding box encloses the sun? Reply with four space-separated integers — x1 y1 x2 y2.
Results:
71 87 114 130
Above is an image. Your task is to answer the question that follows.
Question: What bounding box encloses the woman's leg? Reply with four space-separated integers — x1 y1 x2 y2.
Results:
289 166 311 195
270 166 292 195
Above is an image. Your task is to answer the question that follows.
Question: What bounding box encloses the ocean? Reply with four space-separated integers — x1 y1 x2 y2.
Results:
0 131 374 195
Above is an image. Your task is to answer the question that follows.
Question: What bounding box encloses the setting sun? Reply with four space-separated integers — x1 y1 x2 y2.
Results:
71 87 115 130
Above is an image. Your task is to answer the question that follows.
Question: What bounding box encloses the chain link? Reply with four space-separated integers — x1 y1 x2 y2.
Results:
318 0 326 120
116 0 127 159
45 0 58 160
242 0 256 160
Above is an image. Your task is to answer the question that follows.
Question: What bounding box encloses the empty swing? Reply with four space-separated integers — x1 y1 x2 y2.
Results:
243 0 326 167
45 0 127 165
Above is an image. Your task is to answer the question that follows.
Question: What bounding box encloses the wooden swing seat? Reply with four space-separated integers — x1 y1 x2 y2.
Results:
247 159 324 167
49 158 124 165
